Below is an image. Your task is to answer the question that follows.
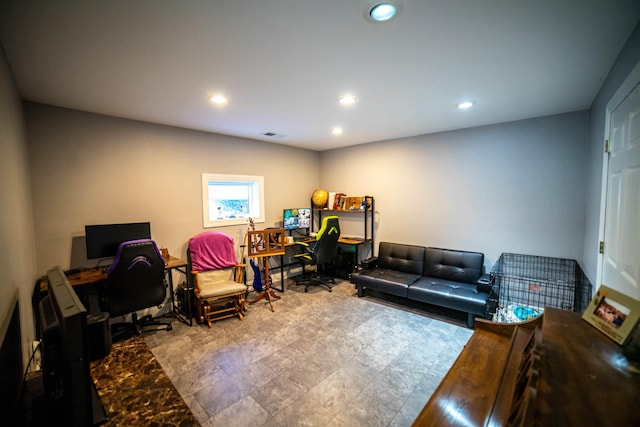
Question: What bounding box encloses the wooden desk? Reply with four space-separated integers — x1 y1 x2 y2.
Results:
413 308 640 426
38 256 192 325
284 237 365 245
337 237 366 269
338 237 366 245
162 257 191 325
40 257 185 287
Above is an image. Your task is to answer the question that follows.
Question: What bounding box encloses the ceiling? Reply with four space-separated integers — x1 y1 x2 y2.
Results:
1 1 639 151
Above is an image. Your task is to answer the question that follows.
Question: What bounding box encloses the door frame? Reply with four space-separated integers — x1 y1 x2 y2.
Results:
597 59 640 288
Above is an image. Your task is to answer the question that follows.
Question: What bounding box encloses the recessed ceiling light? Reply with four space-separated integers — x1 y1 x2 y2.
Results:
338 95 359 105
331 127 343 136
210 94 228 104
369 3 397 22
458 101 474 109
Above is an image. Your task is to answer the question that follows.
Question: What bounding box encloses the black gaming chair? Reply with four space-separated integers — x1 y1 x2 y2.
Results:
103 239 172 339
293 216 341 292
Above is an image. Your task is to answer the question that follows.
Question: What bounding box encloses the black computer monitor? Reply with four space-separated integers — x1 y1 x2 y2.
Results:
85 222 151 259
283 208 310 232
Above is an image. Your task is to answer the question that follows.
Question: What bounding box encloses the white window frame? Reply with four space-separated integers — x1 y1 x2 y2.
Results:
202 173 265 228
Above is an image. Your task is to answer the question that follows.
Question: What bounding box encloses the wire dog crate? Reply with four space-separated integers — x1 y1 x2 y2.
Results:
490 253 592 323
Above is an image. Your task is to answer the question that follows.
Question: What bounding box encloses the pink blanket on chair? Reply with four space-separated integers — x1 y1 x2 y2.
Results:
189 231 237 271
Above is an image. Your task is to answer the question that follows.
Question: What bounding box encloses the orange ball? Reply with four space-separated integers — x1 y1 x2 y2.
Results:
311 189 328 208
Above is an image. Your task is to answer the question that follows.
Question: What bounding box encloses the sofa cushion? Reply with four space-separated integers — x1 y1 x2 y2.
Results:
408 277 488 316
378 242 425 275
424 247 483 285
351 268 421 298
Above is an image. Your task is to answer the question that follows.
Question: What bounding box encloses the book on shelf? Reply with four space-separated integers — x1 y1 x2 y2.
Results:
327 192 345 210
326 194 372 211
327 192 336 210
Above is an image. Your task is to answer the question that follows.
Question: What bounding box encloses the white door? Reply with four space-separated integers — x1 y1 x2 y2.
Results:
601 75 640 301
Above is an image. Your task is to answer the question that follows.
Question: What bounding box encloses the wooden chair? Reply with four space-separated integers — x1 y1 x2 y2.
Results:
188 231 247 328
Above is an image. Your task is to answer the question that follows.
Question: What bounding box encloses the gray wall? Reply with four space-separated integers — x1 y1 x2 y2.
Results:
26 103 320 274
320 112 589 270
0 46 37 365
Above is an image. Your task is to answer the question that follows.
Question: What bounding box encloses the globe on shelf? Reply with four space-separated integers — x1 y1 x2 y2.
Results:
311 189 329 208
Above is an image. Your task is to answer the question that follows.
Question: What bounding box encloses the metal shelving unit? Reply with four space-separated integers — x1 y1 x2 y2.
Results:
310 195 375 258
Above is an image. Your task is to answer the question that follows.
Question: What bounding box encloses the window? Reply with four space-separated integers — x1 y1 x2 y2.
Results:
202 173 265 228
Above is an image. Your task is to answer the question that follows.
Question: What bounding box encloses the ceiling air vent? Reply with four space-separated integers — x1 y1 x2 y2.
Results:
262 131 286 138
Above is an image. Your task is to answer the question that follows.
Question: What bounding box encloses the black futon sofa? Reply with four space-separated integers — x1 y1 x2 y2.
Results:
351 242 497 327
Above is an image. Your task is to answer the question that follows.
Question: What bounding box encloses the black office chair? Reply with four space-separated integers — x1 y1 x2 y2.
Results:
293 216 341 292
102 239 172 340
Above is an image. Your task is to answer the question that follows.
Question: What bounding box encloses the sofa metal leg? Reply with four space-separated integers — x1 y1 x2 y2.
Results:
467 313 475 329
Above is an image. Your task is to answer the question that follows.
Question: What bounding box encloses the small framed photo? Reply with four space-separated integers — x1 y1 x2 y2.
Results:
582 285 640 345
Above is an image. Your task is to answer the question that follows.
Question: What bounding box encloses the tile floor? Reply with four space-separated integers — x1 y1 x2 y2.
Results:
144 279 473 426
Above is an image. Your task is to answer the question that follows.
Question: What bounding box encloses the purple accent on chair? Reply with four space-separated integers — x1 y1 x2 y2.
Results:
128 255 152 270
189 231 237 271
107 239 164 275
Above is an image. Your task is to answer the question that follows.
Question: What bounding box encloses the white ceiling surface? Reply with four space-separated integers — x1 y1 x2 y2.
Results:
1 1 639 151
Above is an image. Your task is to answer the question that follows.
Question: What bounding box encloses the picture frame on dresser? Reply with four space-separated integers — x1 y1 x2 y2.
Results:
582 285 640 345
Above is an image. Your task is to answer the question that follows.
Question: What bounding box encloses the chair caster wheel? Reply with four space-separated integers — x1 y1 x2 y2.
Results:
167 324 173 331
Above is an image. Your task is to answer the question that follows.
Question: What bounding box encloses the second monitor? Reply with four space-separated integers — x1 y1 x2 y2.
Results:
283 208 310 235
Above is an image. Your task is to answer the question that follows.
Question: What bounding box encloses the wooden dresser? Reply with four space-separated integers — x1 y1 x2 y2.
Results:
413 308 640 426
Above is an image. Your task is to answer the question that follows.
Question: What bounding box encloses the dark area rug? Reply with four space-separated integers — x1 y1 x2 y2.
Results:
90 334 200 426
